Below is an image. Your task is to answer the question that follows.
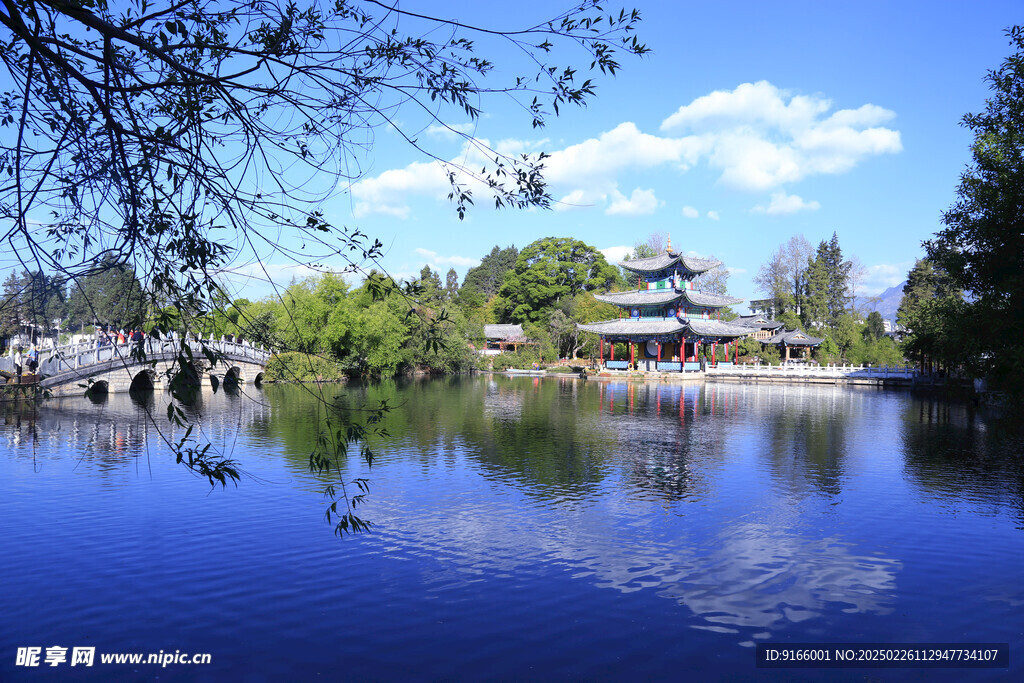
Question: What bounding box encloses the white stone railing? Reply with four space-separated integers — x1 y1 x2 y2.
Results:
1 338 271 377
706 363 919 379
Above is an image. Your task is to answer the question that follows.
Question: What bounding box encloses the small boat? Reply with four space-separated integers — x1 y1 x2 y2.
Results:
503 368 546 376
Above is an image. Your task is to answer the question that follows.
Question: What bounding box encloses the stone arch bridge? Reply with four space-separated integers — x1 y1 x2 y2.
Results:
3 339 271 397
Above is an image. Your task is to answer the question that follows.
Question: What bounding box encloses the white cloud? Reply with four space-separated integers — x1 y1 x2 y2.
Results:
349 159 449 218
861 262 913 296
660 80 901 191
682 205 700 219
601 245 632 264
752 191 821 216
707 210 720 221
414 248 479 268
554 188 606 211
605 188 661 216
346 81 900 219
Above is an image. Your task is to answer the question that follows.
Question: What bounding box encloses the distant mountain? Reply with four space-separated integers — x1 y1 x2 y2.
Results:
854 281 905 321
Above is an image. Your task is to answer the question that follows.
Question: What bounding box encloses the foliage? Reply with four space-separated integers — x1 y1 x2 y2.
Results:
802 233 851 330
863 311 886 341
490 345 542 371
692 254 730 295
265 352 349 383
923 28 1024 390
1 269 65 340
753 235 813 318
498 237 622 323
758 343 782 365
621 240 658 288
460 245 520 307
0 0 648 527
814 336 841 365
738 335 763 360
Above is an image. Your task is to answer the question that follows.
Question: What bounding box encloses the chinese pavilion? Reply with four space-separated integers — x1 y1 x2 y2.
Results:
578 241 752 372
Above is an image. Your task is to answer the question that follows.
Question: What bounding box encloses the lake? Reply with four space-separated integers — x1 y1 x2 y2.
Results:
2 376 1021 681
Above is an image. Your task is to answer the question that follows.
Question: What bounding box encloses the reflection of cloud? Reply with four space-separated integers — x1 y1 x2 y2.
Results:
658 525 898 638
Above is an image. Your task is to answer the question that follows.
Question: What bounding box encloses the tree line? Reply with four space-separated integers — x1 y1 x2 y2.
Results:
895 27 1024 396
752 232 902 367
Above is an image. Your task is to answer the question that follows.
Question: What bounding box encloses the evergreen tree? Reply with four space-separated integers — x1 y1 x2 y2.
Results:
416 265 445 306
802 244 830 329
925 27 1024 390
824 232 853 325
864 311 886 341
0 272 23 341
802 233 851 330
461 245 519 307
896 258 962 372
445 268 460 301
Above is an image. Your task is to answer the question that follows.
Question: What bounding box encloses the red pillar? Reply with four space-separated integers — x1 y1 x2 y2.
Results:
611 342 615 361
599 337 604 361
630 339 635 367
657 341 662 362
712 342 717 366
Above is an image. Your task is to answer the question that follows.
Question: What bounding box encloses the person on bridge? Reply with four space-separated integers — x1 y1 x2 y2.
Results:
13 347 23 380
27 345 39 372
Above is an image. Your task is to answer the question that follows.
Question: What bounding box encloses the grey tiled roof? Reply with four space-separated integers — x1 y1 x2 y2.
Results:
577 319 685 336
577 317 751 339
764 329 823 346
682 319 754 338
681 290 744 307
594 290 684 306
484 324 526 340
735 315 785 330
618 250 721 275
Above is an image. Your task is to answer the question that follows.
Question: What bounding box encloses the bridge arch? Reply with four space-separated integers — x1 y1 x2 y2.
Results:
129 369 158 393
85 380 109 398
222 365 242 392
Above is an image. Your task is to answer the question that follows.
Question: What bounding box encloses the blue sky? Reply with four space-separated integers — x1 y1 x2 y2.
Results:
230 0 1021 308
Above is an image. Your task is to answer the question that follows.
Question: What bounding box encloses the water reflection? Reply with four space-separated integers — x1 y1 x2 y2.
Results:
2 385 273 472
900 396 1024 522
3 376 1021 666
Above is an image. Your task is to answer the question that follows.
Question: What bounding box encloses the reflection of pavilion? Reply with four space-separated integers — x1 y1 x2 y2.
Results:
579 242 751 372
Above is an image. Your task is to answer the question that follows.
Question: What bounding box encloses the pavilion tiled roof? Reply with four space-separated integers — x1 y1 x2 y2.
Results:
577 317 752 339
593 290 683 306
484 324 526 341
682 319 753 338
577 318 685 337
618 251 721 275
764 329 823 346
680 290 744 308
735 315 785 330
593 288 742 309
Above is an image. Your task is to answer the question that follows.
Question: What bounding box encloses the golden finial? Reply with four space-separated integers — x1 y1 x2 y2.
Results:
666 234 672 253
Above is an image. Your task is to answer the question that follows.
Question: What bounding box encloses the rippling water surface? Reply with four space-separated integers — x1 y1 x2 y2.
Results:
2 377 1022 680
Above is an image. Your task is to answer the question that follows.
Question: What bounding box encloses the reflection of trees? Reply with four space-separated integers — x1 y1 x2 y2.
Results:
900 397 1024 521
321 376 617 502
600 382 714 503
736 383 852 497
